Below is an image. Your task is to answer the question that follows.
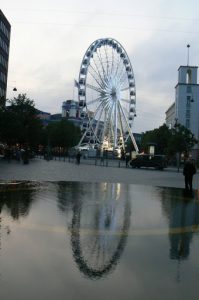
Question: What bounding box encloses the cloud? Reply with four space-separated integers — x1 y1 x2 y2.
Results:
4 0 199 133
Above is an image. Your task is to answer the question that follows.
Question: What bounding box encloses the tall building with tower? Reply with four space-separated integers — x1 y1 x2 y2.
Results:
0 10 11 107
165 46 199 158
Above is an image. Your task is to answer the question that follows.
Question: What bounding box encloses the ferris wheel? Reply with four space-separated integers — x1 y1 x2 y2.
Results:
77 38 138 153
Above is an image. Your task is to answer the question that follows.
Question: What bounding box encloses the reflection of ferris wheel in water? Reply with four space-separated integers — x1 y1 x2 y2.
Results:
71 183 131 279
77 38 138 152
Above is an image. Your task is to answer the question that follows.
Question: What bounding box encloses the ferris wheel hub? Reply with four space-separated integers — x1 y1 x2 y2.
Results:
110 87 117 97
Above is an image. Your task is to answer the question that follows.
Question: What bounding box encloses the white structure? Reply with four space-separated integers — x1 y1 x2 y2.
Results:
77 38 138 153
166 65 199 158
62 100 79 119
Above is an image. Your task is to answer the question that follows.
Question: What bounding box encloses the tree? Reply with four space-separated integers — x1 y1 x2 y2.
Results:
141 124 171 154
46 119 81 149
0 95 6 108
167 123 198 157
0 94 43 148
140 123 198 157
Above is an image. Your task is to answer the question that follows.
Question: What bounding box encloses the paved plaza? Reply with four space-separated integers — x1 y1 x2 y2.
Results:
0 157 199 189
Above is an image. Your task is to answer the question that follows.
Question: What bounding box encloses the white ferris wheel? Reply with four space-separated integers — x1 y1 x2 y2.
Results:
77 38 138 153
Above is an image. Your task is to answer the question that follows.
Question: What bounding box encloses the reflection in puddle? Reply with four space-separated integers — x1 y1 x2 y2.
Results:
0 182 199 300
160 188 199 259
70 183 131 279
160 188 199 283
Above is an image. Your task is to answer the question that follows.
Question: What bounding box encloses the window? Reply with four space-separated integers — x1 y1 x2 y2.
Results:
187 85 192 93
186 96 191 107
186 119 190 129
186 110 190 117
186 69 192 84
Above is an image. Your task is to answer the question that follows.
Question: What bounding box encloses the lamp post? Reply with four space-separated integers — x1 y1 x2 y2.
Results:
174 118 180 172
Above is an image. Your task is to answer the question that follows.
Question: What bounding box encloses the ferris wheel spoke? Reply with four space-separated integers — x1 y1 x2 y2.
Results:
99 46 109 79
86 103 106 143
120 106 130 119
101 101 115 146
114 56 124 79
98 47 108 80
94 108 104 136
118 68 127 85
94 107 110 145
96 50 108 82
91 56 108 86
88 68 104 89
89 98 110 127
121 86 129 92
110 47 115 78
93 100 112 138
89 98 105 118
89 64 103 85
113 51 121 78
86 96 103 106
86 83 102 93
104 45 110 79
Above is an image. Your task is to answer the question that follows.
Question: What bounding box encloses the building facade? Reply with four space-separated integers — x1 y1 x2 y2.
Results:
0 10 11 107
36 110 51 126
62 100 79 119
166 65 199 157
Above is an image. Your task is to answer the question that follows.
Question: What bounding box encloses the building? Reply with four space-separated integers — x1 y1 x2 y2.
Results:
0 10 11 107
165 102 175 129
50 113 62 122
166 65 199 158
62 100 79 119
36 110 51 126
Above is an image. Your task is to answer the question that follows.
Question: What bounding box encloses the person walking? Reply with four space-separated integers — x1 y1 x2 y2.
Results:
183 158 196 191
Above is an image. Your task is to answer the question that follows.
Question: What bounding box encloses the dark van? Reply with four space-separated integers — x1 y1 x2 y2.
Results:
130 154 167 170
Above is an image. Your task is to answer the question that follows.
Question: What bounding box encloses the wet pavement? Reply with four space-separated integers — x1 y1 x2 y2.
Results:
1 157 198 188
0 181 199 300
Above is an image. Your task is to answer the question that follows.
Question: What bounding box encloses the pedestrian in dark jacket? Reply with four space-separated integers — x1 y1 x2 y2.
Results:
183 159 196 191
76 151 81 165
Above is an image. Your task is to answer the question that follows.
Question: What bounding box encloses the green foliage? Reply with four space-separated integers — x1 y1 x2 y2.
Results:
0 94 43 147
0 93 81 150
167 123 197 156
140 123 198 156
0 95 6 108
46 119 81 148
141 124 171 154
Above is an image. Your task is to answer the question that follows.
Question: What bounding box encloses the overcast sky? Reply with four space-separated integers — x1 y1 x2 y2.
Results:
1 0 199 133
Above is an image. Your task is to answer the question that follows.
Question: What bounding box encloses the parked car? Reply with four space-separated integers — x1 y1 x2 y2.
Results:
129 154 167 170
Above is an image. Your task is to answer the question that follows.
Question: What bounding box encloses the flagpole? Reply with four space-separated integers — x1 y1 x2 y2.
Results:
73 79 79 100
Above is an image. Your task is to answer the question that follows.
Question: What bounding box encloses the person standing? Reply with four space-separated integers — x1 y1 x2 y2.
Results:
76 151 81 165
183 159 196 191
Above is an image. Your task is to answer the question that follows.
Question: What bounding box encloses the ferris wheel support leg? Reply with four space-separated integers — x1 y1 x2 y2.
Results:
114 100 118 150
118 102 139 153
77 130 87 148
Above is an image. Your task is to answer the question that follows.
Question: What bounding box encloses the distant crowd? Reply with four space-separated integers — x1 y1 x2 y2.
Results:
0 145 31 164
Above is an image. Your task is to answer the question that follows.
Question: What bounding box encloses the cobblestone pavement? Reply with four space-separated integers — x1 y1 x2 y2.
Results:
0 157 198 189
